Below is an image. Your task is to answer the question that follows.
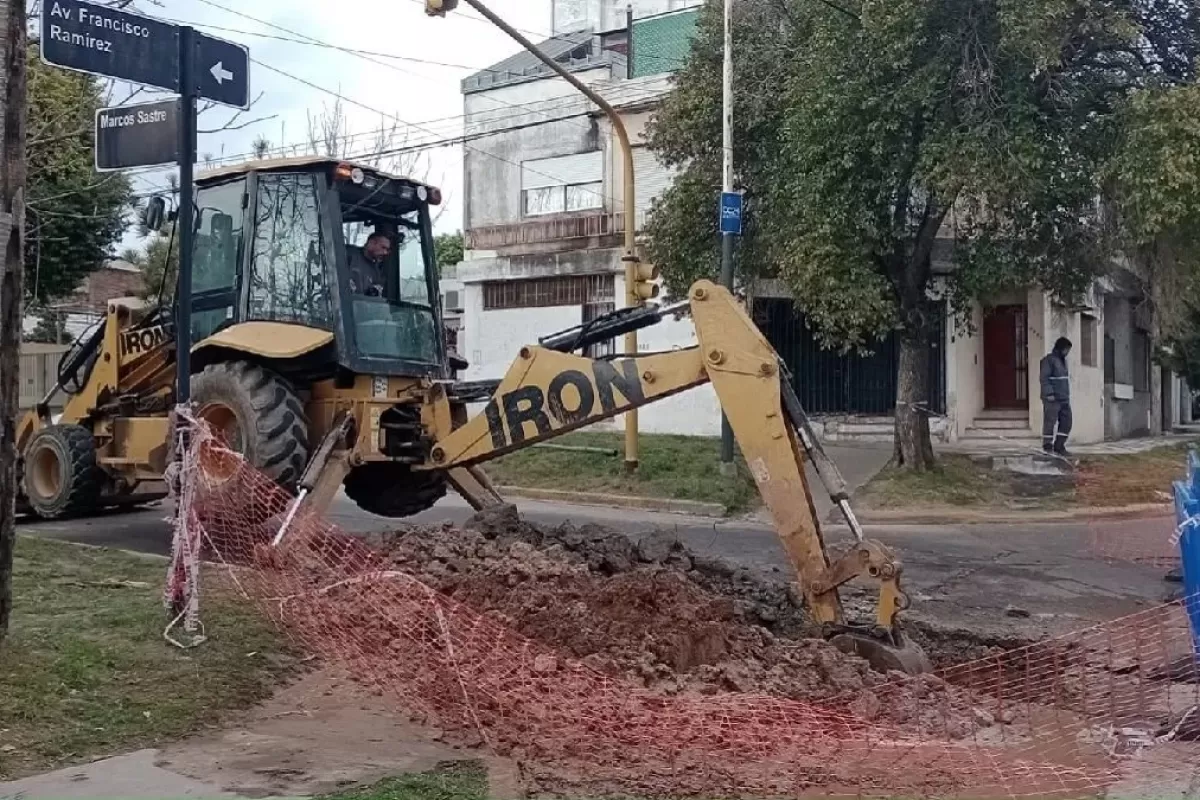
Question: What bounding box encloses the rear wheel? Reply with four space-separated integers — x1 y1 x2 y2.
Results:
344 463 448 518
191 361 310 492
22 424 103 519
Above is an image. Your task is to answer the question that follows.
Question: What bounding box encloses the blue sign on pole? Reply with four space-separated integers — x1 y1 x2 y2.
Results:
720 191 743 235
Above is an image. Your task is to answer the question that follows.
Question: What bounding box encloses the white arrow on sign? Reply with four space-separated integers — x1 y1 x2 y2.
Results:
210 62 234 84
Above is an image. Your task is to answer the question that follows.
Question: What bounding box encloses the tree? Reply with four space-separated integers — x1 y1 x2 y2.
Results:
434 231 464 274
645 0 1196 469
136 228 181 303
1109 84 1200 392
252 135 272 159
25 48 131 303
0 0 27 644
304 98 445 226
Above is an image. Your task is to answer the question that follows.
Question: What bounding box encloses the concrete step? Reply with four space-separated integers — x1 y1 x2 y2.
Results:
960 431 1042 447
974 408 1029 420
970 417 1032 430
833 422 895 435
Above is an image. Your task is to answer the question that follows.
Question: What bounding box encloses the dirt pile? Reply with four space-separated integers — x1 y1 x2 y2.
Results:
361 505 997 737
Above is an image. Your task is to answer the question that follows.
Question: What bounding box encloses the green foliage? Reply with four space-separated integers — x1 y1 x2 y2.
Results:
26 49 133 302
434 231 464 274
1109 85 1200 367
647 0 1180 347
316 762 487 800
132 226 181 303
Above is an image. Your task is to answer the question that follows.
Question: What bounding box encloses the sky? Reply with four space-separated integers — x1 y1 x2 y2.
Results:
59 0 557 252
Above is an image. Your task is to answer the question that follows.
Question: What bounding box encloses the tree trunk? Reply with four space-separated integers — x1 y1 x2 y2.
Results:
893 332 936 471
0 0 28 644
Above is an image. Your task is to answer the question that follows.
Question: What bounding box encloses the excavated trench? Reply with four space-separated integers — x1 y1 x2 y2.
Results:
360 505 1019 736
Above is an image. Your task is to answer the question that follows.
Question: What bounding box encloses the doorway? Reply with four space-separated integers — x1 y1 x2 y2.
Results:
983 305 1028 409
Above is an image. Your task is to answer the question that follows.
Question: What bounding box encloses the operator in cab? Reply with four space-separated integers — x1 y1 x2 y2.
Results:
347 230 392 297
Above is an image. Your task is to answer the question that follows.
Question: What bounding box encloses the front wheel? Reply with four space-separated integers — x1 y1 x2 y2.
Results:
191 361 311 493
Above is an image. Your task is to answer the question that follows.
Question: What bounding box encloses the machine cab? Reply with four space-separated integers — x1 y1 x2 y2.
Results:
187 157 447 377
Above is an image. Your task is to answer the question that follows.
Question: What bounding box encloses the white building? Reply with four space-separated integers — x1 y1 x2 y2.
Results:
453 4 718 435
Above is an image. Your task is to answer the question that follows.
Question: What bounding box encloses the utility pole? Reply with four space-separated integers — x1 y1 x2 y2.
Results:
718 0 736 471
0 0 28 643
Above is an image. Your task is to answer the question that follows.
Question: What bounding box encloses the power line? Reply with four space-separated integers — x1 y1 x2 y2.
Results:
167 78 669 171
128 103 626 201
186 0 678 149
117 1 685 208
250 58 615 201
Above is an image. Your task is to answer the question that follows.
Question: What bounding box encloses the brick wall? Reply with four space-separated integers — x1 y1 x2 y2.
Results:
57 262 145 314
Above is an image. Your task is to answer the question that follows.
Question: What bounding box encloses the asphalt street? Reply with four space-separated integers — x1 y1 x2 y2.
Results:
18 490 1176 643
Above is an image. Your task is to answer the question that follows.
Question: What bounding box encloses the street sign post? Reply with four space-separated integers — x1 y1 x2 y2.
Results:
94 99 179 171
719 190 743 236
40 0 252 405
40 0 250 109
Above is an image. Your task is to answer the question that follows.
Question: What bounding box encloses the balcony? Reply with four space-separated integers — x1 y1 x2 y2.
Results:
465 210 648 252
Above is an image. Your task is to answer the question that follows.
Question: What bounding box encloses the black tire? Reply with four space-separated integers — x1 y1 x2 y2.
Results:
344 463 448 518
191 361 310 492
22 424 103 519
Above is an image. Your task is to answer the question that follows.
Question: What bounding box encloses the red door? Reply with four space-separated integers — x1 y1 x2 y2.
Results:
983 305 1028 409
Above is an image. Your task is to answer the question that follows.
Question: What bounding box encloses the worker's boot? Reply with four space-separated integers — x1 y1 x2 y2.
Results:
1053 435 1071 458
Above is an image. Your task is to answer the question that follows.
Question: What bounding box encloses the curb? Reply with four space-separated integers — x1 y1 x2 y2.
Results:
495 486 728 518
850 502 1173 525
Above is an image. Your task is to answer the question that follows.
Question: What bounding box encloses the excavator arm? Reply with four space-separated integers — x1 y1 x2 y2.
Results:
422 280 931 674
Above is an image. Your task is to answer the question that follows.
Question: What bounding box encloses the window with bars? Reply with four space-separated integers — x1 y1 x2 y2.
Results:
1134 329 1152 392
1080 314 1098 367
482 274 614 310
523 182 604 216
583 298 615 358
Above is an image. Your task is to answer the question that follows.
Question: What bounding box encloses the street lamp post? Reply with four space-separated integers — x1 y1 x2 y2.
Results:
427 0 643 472
718 0 736 472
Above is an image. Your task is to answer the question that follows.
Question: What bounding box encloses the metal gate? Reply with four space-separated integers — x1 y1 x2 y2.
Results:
753 298 946 416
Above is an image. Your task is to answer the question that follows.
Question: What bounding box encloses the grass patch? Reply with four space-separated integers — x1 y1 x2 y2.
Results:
483 431 760 513
855 455 1039 511
1076 443 1191 507
858 444 1193 512
0 536 296 780
316 761 488 800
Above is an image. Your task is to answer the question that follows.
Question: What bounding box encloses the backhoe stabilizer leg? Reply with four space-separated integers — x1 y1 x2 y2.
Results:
447 465 507 511
270 413 356 546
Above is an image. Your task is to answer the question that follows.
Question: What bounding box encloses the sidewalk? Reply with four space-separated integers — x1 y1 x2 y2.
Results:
939 431 1200 457
0 749 244 800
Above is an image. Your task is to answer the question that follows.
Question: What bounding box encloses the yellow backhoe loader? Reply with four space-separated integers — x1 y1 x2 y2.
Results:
15 156 930 674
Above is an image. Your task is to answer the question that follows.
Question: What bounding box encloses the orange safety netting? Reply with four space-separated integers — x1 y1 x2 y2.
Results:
167 418 1200 799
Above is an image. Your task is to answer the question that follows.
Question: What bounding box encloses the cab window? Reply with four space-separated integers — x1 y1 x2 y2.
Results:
247 172 333 329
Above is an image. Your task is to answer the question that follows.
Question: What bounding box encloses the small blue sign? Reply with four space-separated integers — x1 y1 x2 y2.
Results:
720 191 743 235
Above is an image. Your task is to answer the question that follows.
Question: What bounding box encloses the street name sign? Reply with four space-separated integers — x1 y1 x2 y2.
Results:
40 0 250 109
95 99 179 171
720 190 743 235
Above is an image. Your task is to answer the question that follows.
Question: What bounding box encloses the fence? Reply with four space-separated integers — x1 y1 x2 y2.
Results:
169 419 1200 799
18 343 69 411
